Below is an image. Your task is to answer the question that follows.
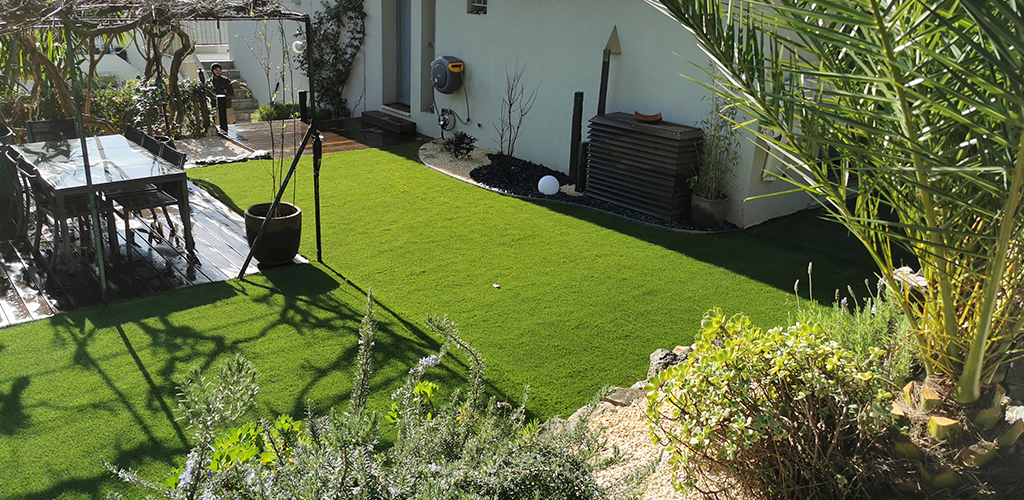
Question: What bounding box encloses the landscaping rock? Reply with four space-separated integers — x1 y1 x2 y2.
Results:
648 348 689 378
542 402 616 436
1005 405 1024 424
673 345 694 356
603 386 644 407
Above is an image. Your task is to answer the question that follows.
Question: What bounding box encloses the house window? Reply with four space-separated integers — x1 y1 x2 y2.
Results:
468 0 487 15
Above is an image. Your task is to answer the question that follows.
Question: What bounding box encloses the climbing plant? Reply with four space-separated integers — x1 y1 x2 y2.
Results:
297 0 365 118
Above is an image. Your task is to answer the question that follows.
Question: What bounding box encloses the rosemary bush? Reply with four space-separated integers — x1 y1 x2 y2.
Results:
108 292 639 500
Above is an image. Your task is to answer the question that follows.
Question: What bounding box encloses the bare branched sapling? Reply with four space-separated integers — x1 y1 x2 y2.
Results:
493 63 538 158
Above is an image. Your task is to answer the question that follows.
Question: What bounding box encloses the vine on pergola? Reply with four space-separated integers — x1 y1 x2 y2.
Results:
0 0 305 134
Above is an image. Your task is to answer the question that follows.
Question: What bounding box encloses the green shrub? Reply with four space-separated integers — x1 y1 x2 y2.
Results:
794 279 916 386
251 102 300 122
646 309 896 499
108 293 642 500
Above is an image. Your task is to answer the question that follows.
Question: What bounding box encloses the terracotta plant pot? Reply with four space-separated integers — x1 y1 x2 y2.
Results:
690 194 729 228
244 202 302 265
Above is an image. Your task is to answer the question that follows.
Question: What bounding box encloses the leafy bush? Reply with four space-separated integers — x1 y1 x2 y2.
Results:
646 309 896 499
794 278 916 386
108 293 641 500
90 78 211 139
440 131 477 159
251 102 300 122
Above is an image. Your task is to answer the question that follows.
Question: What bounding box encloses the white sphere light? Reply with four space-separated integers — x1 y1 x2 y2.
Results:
291 40 306 54
538 175 560 195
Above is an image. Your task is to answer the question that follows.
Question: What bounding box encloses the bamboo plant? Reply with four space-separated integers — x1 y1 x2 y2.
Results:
651 0 1024 492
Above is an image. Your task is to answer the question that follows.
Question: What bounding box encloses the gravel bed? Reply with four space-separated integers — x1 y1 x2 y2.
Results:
420 141 738 232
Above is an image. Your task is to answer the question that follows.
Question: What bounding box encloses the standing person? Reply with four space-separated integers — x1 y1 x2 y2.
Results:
210 63 235 125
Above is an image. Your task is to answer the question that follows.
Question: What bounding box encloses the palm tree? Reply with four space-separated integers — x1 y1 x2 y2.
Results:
650 0 1024 491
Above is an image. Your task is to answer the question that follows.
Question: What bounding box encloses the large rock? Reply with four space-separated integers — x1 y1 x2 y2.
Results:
648 347 690 378
602 386 644 407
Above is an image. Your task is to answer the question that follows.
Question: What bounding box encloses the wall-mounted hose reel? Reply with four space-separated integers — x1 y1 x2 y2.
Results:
431 56 464 94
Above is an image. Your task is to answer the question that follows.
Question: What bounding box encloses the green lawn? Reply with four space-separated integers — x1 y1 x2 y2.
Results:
0 143 880 499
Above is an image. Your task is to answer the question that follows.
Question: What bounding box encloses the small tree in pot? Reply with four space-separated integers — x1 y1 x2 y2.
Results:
690 73 740 228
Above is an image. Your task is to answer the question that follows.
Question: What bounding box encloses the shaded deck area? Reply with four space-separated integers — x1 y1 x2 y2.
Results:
0 181 268 326
223 118 432 159
0 119 430 328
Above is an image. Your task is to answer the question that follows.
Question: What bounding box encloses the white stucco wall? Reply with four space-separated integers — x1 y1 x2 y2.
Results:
229 0 816 227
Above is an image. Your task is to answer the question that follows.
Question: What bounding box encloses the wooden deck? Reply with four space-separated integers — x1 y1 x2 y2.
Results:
224 118 432 159
0 120 425 328
0 181 276 327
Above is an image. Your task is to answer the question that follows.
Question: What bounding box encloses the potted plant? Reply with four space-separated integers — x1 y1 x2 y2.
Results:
243 121 302 265
690 75 740 228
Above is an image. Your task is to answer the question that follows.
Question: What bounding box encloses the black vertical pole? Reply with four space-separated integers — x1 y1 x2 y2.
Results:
305 15 323 264
569 91 584 184
298 90 308 123
217 95 228 133
597 49 611 116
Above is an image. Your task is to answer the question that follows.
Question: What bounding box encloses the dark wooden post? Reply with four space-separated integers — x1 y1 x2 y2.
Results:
598 48 611 116
217 95 228 133
299 91 308 123
569 91 584 184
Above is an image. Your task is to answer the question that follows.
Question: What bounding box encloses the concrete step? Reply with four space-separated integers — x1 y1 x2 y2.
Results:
192 44 229 55
232 98 260 112
199 59 234 71
361 110 417 135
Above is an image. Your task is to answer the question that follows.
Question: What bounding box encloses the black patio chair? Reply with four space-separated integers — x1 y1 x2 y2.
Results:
25 118 79 142
124 124 144 145
6 147 115 261
160 146 186 168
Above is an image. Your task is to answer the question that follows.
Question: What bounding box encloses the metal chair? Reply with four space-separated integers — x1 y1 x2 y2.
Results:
25 118 79 142
6 148 114 262
123 124 144 145
160 145 187 168
108 145 185 256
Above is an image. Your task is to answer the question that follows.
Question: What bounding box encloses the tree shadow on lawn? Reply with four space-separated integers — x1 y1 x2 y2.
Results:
6 263 506 500
255 263 512 420
526 200 916 306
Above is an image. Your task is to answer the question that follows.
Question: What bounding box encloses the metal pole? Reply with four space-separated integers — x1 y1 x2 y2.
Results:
304 15 323 264
66 27 108 301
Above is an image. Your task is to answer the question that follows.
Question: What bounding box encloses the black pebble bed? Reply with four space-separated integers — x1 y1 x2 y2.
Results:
468 153 738 232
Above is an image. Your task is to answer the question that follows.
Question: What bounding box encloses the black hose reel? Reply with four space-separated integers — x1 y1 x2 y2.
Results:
431 56 464 94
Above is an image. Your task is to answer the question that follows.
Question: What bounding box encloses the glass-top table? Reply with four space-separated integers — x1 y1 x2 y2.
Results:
8 134 194 263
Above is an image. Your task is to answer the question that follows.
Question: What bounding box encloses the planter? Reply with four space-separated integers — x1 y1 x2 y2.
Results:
244 202 302 265
690 194 729 229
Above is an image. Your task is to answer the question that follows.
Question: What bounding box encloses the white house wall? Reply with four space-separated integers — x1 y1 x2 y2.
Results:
229 0 816 227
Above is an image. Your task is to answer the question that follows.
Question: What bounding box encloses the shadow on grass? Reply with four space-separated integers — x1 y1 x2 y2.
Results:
7 261 521 500
525 199 916 305
0 376 30 435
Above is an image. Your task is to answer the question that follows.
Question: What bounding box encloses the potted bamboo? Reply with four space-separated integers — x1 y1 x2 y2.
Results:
690 80 740 229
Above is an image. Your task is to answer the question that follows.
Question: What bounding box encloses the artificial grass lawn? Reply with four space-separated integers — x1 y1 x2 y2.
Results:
0 143 880 499
190 142 882 417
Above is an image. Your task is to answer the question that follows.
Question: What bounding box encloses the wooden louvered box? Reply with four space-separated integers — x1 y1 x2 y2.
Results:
586 112 703 220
